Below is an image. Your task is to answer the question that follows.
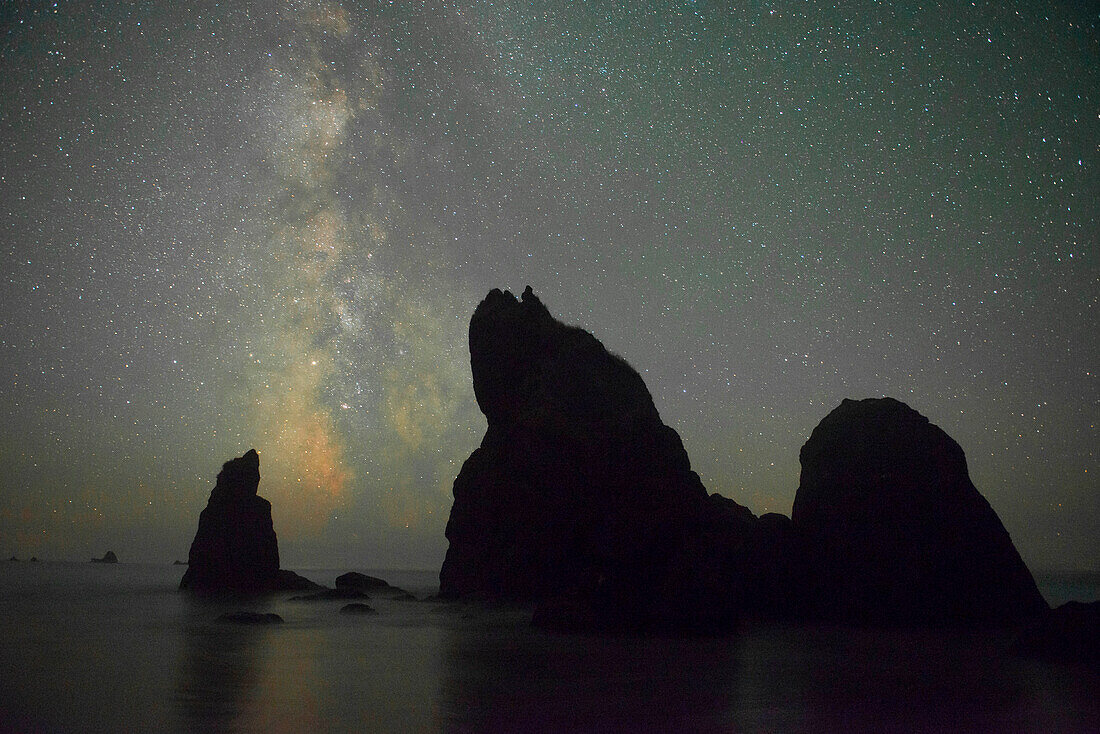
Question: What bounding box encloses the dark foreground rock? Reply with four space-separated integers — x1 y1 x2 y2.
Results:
1014 601 1100 672
439 287 756 631
180 449 321 594
792 397 1048 627
340 603 378 615
90 551 118 563
217 611 283 625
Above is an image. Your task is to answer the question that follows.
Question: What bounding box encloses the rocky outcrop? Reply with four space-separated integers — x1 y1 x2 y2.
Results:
90 551 118 563
791 397 1048 626
438 290 1053 632
439 287 756 631
180 449 320 594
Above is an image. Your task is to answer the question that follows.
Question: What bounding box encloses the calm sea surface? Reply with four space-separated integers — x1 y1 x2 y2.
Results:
1 562 1096 733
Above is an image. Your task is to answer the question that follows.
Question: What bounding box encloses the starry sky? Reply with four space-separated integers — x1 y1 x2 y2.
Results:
1 1 1096 572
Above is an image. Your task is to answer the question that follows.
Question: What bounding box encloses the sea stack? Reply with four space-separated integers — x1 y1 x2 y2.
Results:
792 397 1048 626
440 287 755 630
180 449 317 593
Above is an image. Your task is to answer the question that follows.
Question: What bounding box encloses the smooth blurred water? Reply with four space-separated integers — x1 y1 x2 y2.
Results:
1 562 1097 733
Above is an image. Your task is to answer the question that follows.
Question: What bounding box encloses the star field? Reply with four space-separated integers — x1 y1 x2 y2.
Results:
1 1 1096 571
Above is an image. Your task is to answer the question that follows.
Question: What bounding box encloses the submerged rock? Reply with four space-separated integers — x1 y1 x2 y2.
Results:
440 287 756 631
217 611 283 625
289 588 370 602
340 603 378 615
180 449 321 594
792 397 1047 627
90 551 118 564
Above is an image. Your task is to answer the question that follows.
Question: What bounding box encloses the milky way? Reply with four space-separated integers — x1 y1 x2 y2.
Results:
1 1 1096 571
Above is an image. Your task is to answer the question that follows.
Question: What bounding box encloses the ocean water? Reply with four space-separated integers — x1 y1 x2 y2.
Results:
1 563 1097 733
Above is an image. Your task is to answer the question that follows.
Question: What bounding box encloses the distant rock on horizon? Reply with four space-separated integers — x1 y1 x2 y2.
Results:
180 449 319 594
439 287 756 630
90 550 118 564
792 397 1048 626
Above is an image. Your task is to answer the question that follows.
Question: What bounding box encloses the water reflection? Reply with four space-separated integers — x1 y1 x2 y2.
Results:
175 601 271 732
436 613 1100 733
436 608 743 731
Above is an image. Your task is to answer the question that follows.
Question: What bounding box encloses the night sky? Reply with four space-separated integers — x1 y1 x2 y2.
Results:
1 1 1096 572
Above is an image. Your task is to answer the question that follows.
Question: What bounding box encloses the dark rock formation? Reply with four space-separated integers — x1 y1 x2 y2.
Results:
791 397 1048 627
90 551 118 563
439 287 756 631
180 449 321 594
217 611 283 625
1014 601 1100 672
173 559 187 565
340 603 378 615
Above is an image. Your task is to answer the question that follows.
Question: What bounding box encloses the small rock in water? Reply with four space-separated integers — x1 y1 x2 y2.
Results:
335 572 392 590
290 588 370 601
336 571 416 599
218 611 283 625
340 603 377 615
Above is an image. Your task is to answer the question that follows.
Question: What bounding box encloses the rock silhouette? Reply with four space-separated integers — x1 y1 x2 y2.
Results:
180 449 319 594
439 289 1057 632
792 397 1048 626
440 287 756 630
90 550 118 563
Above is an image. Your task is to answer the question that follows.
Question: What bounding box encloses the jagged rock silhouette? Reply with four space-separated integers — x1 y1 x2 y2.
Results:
440 287 755 631
180 449 319 594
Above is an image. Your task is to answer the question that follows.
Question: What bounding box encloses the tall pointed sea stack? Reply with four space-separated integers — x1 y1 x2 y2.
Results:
440 287 755 630
180 449 316 593
792 397 1047 626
